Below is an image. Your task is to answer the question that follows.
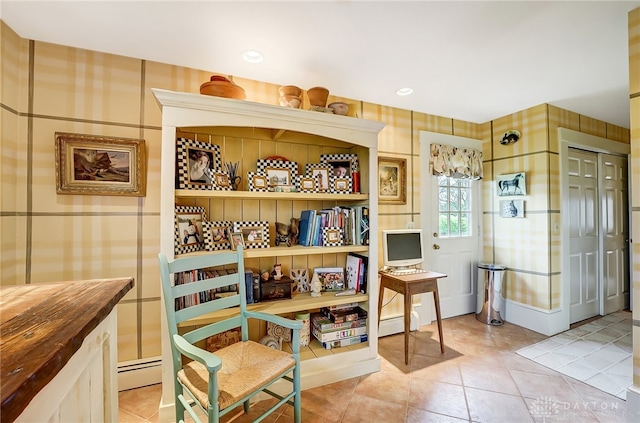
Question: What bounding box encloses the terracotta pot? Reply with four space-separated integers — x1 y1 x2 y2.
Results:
200 75 246 100
307 86 329 107
279 85 302 97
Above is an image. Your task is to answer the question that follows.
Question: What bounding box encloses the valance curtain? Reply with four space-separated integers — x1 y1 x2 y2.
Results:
429 144 483 180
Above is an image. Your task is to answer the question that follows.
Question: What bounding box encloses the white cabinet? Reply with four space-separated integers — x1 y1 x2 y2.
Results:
152 89 384 421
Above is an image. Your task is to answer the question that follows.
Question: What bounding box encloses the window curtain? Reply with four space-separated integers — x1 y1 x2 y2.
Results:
429 144 483 180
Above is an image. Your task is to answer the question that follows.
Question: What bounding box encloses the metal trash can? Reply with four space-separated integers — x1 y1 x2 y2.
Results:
476 263 506 325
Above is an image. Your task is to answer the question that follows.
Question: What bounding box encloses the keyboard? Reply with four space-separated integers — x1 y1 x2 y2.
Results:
381 267 429 276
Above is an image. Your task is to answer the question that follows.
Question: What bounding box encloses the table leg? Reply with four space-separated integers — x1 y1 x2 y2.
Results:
404 292 411 365
433 286 445 353
378 282 385 328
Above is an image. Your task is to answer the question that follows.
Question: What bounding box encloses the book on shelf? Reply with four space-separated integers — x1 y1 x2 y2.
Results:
345 254 362 291
312 324 367 342
348 252 369 294
297 209 316 247
311 313 367 332
322 334 368 350
174 268 239 310
321 305 368 323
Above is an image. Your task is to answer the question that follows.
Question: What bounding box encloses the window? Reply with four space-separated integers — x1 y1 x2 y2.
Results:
438 176 472 237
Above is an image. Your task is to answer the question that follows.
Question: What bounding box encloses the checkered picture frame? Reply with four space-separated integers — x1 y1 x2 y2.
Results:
176 137 222 190
233 221 270 249
331 176 352 194
295 174 317 193
257 159 299 190
320 153 359 174
174 205 207 255
203 221 232 251
304 163 334 193
247 171 269 192
210 170 232 191
322 227 344 247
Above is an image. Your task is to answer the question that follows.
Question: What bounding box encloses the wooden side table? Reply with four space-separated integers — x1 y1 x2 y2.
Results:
378 270 447 364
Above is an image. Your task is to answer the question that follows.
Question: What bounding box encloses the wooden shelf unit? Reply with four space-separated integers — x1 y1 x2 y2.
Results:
153 89 384 412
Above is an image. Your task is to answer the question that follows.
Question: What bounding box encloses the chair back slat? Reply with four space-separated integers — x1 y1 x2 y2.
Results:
172 273 239 300
175 294 241 325
182 316 243 344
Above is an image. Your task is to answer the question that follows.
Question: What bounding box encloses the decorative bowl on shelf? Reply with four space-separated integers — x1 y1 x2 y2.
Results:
200 75 246 100
307 86 329 107
328 102 349 116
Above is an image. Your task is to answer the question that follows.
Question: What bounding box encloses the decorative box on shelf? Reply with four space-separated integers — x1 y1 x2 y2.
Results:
260 276 295 302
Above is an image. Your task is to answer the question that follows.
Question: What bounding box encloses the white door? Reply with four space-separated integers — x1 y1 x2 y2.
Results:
420 132 481 321
600 153 630 314
568 148 599 323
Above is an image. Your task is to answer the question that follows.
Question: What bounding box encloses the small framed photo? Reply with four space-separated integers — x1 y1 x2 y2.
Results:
203 221 232 251
54 132 147 196
313 267 346 292
230 232 245 250
322 227 344 246
500 200 525 218
247 171 269 192
305 163 333 192
174 205 207 255
176 137 222 190
497 173 526 196
256 159 298 190
320 153 359 178
331 177 352 194
233 221 270 249
378 156 407 205
210 170 232 191
296 176 317 193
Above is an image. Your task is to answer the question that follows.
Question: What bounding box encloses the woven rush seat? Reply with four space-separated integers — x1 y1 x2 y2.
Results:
179 340 295 410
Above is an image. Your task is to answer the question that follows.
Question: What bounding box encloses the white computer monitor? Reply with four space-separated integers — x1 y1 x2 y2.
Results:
381 229 424 270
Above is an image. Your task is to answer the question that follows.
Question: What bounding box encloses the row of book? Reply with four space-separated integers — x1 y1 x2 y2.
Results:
312 303 368 349
174 268 238 310
298 206 369 247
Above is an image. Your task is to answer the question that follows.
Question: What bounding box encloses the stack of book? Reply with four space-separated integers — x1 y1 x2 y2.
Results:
313 303 368 349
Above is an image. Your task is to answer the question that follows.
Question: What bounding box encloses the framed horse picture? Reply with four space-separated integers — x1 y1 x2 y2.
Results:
496 172 526 196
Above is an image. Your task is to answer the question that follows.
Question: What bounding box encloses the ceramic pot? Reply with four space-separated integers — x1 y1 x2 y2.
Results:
200 75 246 100
307 86 329 107
328 102 349 116
279 85 302 97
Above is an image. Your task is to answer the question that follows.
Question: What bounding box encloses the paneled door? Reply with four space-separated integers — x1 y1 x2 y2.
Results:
568 148 599 323
600 153 630 315
420 132 481 321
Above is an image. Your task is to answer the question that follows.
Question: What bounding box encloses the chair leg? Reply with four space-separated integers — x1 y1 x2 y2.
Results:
293 365 301 423
244 399 250 414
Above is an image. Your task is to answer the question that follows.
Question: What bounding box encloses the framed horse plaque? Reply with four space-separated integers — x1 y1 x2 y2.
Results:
496 172 526 196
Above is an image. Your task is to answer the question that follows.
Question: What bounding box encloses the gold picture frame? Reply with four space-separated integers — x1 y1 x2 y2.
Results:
378 156 407 205
55 132 146 196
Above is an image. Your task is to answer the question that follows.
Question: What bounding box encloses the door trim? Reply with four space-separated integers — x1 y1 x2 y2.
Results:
559 127 631 330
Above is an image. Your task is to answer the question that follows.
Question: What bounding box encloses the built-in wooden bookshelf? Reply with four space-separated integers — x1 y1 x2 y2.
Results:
154 88 384 400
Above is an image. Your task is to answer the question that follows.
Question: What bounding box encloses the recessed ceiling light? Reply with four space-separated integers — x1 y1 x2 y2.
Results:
396 87 414 96
242 50 263 64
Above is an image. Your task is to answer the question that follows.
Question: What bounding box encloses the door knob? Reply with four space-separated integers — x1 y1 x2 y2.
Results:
433 232 439 238
433 244 440 250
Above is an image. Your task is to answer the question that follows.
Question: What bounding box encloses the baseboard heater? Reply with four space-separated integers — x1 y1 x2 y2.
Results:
117 357 163 391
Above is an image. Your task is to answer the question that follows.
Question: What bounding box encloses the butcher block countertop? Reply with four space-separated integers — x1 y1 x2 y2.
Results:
0 277 134 422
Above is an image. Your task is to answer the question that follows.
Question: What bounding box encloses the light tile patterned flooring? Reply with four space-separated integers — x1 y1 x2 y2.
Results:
119 313 633 422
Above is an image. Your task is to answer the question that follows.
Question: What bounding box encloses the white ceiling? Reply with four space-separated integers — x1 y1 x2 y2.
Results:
2 1 638 128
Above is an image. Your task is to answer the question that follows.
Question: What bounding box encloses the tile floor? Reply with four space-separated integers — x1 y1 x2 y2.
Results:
118 313 634 422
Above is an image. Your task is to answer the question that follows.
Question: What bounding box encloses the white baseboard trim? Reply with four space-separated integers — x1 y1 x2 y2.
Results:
378 315 405 337
505 300 568 336
118 357 163 391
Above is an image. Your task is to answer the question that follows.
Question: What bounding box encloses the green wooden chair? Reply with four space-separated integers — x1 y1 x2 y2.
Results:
158 247 302 423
